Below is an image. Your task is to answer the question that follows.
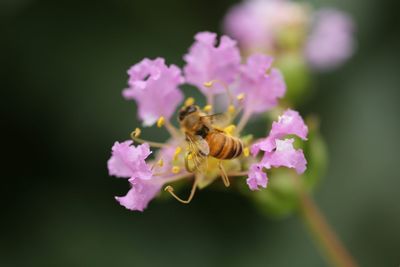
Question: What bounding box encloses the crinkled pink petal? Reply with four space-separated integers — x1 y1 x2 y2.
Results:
115 177 163 212
305 8 355 71
251 109 308 155
183 31 241 95
107 141 153 180
237 54 286 114
261 139 307 174
269 108 308 141
123 58 184 126
246 164 268 191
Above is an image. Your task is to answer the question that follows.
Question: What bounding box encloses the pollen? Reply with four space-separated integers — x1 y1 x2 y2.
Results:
243 147 250 157
203 105 212 112
203 81 214 88
174 146 182 160
157 116 165 128
236 93 245 101
187 153 193 160
228 105 235 114
157 158 164 167
224 125 236 135
133 128 141 138
185 97 195 107
171 166 181 174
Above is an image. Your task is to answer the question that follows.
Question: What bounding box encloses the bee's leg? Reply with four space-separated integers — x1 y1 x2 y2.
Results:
164 178 198 204
218 161 230 187
184 152 196 173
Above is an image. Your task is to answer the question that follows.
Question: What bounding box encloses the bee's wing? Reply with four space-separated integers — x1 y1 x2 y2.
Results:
185 135 209 172
201 113 231 128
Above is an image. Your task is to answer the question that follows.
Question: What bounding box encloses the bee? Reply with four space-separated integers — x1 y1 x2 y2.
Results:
178 104 243 177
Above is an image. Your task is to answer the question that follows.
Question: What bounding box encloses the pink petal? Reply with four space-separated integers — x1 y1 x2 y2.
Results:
246 164 268 191
107 141 153 179
183 31 241 95
123 58 184 126
115 178 163 212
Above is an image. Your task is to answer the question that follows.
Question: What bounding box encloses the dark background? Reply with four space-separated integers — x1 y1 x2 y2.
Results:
1 0 399 266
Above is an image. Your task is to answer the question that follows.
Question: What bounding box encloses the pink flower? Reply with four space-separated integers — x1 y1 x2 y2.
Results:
247 164 268 191
224 0 310 53
183 32 241 95
305 8 355 70
237 54 286 114
251 109 308 155
248 109 308 191
107 141 152 180
123 58 184 126
108 141 164 211
115 178 163 212
260 139 307 174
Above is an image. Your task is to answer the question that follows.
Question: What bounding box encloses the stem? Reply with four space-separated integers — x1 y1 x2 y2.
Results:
299 190 358 267
236 109 252 134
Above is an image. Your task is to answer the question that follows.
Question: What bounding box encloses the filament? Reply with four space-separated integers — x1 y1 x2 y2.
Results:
130 131 167 148
218 161 230 187
164 178 199 204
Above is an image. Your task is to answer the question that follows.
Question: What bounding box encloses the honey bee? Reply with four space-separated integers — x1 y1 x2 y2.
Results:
178 104 243 174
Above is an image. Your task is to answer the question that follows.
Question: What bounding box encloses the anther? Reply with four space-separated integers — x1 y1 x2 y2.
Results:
171 166 181 174
203 105 212 113
157 158 164 167
132 128 141 138
228 105 235 114
173 147 182 161
243 147 250 157
157 116 165 128
224 125 236 135
236 93 245 101
185 97 195 106
204 81 214 88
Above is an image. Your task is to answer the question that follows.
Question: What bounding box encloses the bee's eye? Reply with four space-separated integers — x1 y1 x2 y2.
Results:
178 105 197 121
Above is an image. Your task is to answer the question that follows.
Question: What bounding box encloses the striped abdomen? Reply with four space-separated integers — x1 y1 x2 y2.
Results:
205 132 243 160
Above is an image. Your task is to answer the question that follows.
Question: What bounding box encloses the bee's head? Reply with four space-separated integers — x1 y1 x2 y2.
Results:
178 105 199 122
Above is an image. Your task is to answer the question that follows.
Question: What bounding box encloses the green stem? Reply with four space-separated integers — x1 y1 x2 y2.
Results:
298 190 358 267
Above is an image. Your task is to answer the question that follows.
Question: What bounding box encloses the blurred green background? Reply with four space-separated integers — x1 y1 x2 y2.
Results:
1 0 399 266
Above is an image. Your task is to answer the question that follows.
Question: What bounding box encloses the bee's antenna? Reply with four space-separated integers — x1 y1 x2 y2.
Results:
164 178 199 204
218 161 230 187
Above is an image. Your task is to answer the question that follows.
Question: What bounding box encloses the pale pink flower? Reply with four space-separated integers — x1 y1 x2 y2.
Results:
183 32 241 95
248 109 308 190
237 54 286 114
123 58 184 126
305 8 355 70
251 109 308 155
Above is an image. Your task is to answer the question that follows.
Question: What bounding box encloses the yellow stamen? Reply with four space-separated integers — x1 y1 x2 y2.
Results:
203 105 212 113
224 124 236 136
228 105 235 114
132 128 141 138
157 116 165 128
171 166 181 174
173 146 182 161
243 147 250 157
204 81 214 88
157 158 164 167
237 93 245 101
185 97 195 106
187 154 193 160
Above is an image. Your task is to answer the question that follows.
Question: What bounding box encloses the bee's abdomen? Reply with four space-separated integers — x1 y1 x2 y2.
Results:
206 132 243 160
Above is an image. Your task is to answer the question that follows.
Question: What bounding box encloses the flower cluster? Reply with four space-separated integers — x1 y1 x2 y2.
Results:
224 0 355 71
108 31 308 212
